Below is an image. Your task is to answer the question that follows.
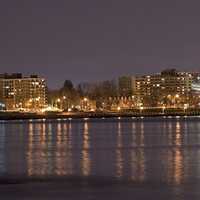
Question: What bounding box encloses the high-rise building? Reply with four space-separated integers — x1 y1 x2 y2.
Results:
0 73 47 110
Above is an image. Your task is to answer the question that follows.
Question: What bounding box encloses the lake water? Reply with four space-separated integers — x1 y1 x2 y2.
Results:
1 117 200 199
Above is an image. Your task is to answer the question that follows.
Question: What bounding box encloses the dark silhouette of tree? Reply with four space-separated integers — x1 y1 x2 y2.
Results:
62 80 74 91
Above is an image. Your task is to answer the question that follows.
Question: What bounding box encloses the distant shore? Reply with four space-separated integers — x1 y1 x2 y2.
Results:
1 109 200 120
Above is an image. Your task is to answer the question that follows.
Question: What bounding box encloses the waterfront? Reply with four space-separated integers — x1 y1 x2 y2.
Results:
1 117 200 199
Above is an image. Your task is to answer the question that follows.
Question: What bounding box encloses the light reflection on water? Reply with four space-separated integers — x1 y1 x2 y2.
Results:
116 122 123 178
0 124 5 174
82 121 90 176
1 118 200 186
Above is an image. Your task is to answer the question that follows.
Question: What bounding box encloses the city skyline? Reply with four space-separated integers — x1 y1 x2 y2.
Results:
0 66 200 87
1 0 200 88
1 68 200 112
1 67 200 89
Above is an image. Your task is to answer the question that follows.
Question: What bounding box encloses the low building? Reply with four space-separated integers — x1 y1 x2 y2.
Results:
80 98 96 112
0 73 47 111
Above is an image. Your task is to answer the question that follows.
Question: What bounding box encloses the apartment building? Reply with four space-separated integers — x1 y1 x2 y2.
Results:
0 73 47 110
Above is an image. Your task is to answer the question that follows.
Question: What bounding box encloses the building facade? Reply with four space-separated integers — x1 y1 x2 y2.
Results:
0 73 47 110
134 69 200 107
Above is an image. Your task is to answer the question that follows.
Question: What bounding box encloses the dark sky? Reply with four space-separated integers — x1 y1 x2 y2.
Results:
0 0 200 88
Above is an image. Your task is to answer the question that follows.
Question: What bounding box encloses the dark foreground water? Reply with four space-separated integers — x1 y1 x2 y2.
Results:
1 117 200 199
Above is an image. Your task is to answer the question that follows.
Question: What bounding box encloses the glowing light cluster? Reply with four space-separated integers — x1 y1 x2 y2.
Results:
192 83 200 92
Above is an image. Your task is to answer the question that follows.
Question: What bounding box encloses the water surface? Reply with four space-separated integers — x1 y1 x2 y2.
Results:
0 117 200 199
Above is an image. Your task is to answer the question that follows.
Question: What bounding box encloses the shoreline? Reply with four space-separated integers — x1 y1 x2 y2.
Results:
0 111 200 120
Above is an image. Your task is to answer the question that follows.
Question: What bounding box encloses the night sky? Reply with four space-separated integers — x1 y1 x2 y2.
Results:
0 0 200 88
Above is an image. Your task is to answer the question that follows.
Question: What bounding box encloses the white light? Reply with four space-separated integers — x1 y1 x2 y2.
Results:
192 83 200 91
175 94 179 98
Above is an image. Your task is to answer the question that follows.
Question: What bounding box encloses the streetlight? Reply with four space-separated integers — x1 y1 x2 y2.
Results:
183 104 188 113
102 102 105 110
162 105 166 114
83 97 88 111
175 94 179 98
62 96 67 109
56 98 61 109
140 106 143 114
175 94 180 108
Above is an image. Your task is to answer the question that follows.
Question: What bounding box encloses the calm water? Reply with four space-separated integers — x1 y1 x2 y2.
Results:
1 117 200 199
